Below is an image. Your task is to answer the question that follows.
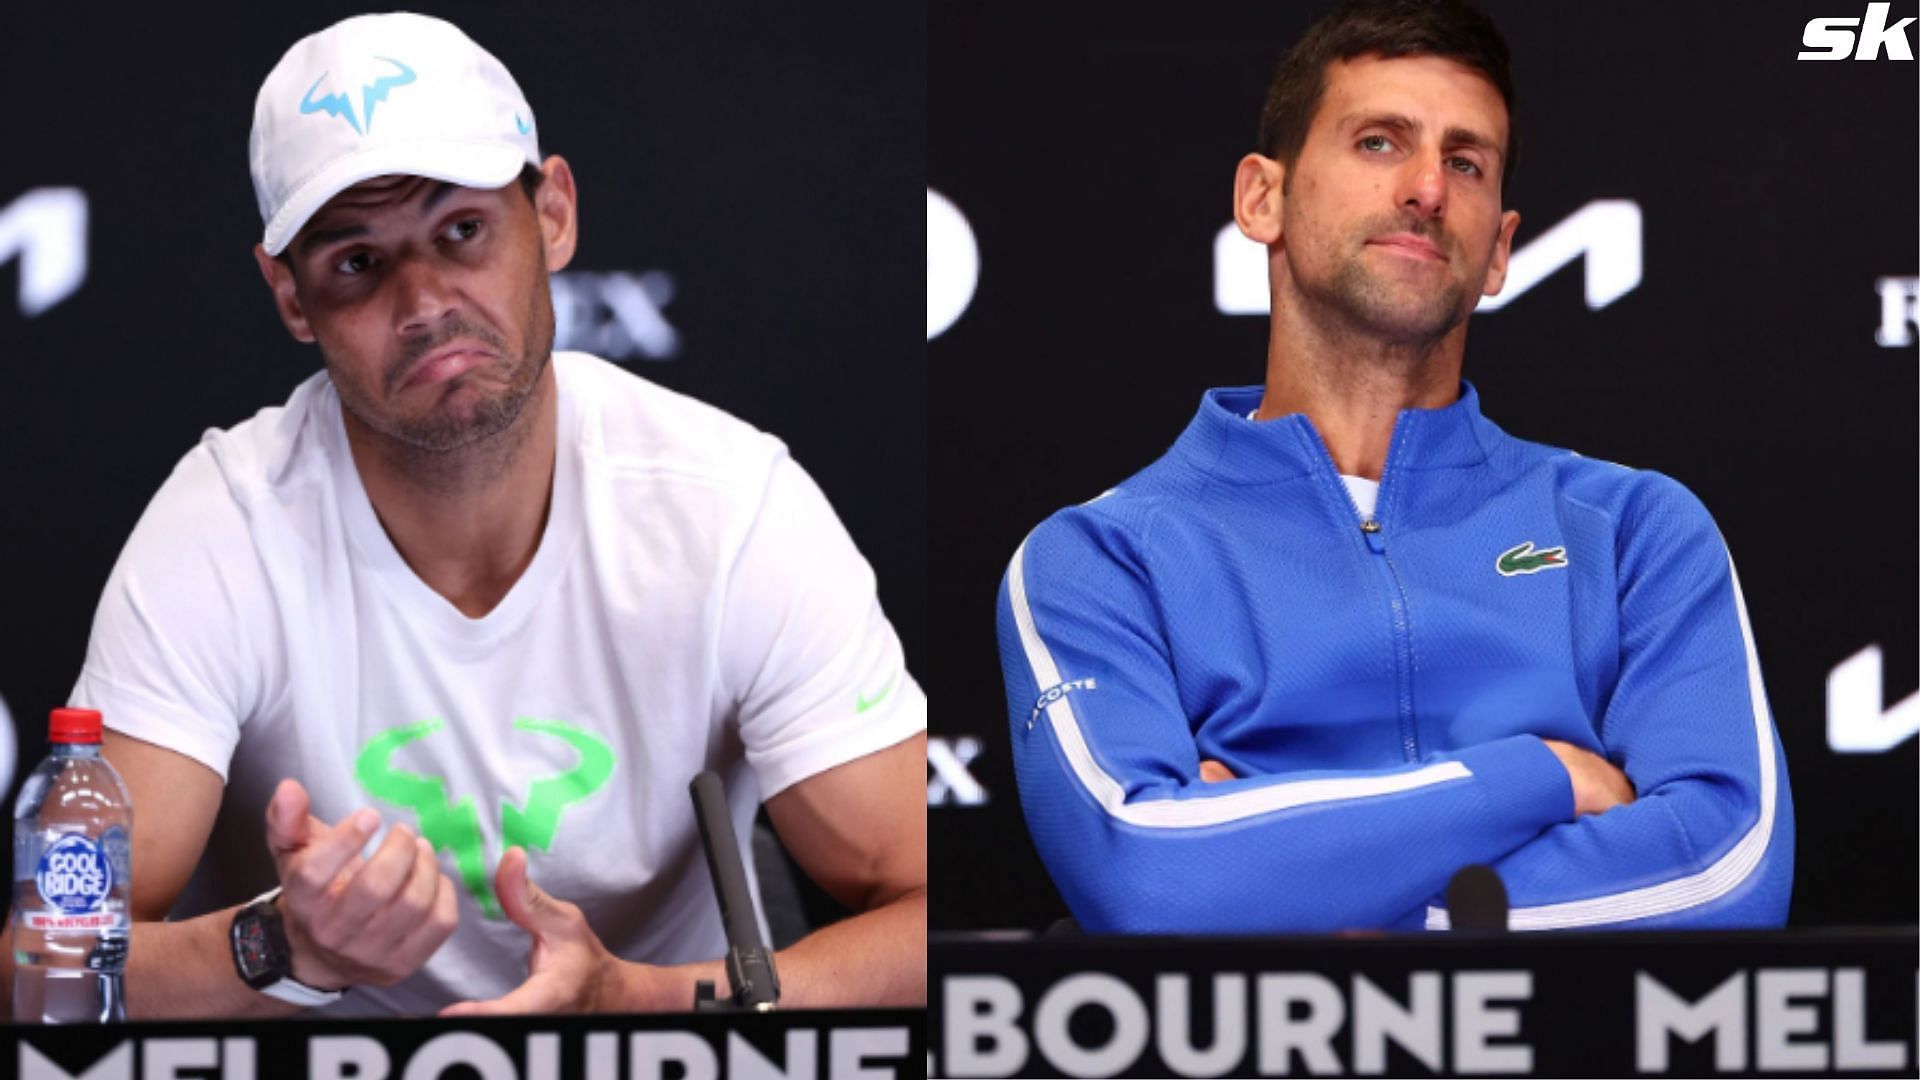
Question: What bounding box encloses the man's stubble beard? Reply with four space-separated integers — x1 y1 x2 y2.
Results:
1292 214 1472 349
329 275 556 466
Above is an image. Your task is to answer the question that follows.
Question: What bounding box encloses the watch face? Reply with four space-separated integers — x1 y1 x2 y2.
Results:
234 909 280 983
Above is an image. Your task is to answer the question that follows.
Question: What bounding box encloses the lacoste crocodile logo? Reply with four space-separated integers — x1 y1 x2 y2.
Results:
299 57 417 135
354 718 614 919
1496 541 1568 577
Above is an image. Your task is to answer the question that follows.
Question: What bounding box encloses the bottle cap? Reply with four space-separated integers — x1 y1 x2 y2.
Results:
49 708 103 745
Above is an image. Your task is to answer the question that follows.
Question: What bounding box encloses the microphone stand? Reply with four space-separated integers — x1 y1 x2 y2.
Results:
688 770 781 1011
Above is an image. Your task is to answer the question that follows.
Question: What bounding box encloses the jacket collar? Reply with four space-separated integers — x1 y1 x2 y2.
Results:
1174 380 1496 485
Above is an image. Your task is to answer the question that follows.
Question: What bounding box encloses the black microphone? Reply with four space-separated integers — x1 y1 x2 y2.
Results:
1445 865 1510 931
689 771 781 1011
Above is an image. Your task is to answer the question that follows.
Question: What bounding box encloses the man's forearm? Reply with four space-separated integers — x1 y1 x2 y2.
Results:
123 905 304 1019
621 887 927 1010
2 906 301 1020
1437 777 1791 930
772 886 926 1007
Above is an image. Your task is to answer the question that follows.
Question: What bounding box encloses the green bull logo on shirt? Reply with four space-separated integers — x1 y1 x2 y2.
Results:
353 718 615 919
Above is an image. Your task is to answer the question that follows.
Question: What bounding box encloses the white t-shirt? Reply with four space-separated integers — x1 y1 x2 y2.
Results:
71 351 926 1016
1341 475 1380 518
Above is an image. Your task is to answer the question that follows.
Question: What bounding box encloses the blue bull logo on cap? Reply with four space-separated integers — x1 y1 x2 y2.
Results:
298 57 417 135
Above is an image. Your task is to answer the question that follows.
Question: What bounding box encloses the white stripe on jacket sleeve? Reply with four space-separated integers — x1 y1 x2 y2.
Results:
1008 535 1471 831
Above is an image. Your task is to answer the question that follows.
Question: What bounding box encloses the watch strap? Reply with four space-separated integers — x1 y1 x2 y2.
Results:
258 972 348 1007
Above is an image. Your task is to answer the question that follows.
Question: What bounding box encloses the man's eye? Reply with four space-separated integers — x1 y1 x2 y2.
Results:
445 218 483 242
1449 157 1483 176
1359 135 1393 153
335 252 374 276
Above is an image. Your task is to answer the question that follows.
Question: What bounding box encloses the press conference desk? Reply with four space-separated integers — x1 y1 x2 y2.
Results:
7 1006 925 1079
932 928 1917 1079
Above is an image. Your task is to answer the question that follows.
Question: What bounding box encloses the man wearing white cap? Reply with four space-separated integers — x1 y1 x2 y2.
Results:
25 13 926 1017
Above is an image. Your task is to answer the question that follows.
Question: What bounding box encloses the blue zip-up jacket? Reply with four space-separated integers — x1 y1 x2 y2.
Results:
997 383 1793 933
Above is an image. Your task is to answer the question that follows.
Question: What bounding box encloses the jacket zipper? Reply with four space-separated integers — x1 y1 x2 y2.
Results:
1319 435 1421 763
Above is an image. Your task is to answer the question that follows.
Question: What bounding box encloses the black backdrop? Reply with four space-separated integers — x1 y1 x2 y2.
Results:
0 2 923 879
931 2 1918 930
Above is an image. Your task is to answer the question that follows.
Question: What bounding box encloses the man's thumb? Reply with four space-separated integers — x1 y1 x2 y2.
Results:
265 778 312 856
494 846 558 937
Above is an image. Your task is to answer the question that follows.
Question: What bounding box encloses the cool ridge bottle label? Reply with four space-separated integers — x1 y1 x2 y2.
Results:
23 832 126 931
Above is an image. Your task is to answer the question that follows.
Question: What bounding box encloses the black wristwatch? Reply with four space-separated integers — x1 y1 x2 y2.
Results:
230 887 347 1006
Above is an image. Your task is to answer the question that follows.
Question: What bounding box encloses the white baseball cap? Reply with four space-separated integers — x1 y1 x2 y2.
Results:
249 12 541 257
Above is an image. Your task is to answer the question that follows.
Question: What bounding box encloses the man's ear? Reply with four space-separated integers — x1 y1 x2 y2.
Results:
1481 209 1522 298
1233 153 1286 246
531 155 579 273
253 244 315 343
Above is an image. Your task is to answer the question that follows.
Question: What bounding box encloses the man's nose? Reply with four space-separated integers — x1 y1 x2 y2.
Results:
390 251 460 334
1395 153 1447 221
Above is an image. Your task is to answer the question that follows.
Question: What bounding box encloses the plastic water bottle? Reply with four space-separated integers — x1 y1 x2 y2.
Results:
12 708 131 1022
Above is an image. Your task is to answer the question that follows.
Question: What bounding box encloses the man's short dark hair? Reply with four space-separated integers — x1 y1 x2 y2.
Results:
275 163 545 276
1257 0 1518 202
513 162 543 204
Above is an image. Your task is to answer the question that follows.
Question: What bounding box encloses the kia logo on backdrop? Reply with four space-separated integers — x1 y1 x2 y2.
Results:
1214 199 1644 316
0 188 88 317
1827 645 1920 753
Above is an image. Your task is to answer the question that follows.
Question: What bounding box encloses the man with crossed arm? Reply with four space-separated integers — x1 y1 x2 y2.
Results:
997 0 1792 933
